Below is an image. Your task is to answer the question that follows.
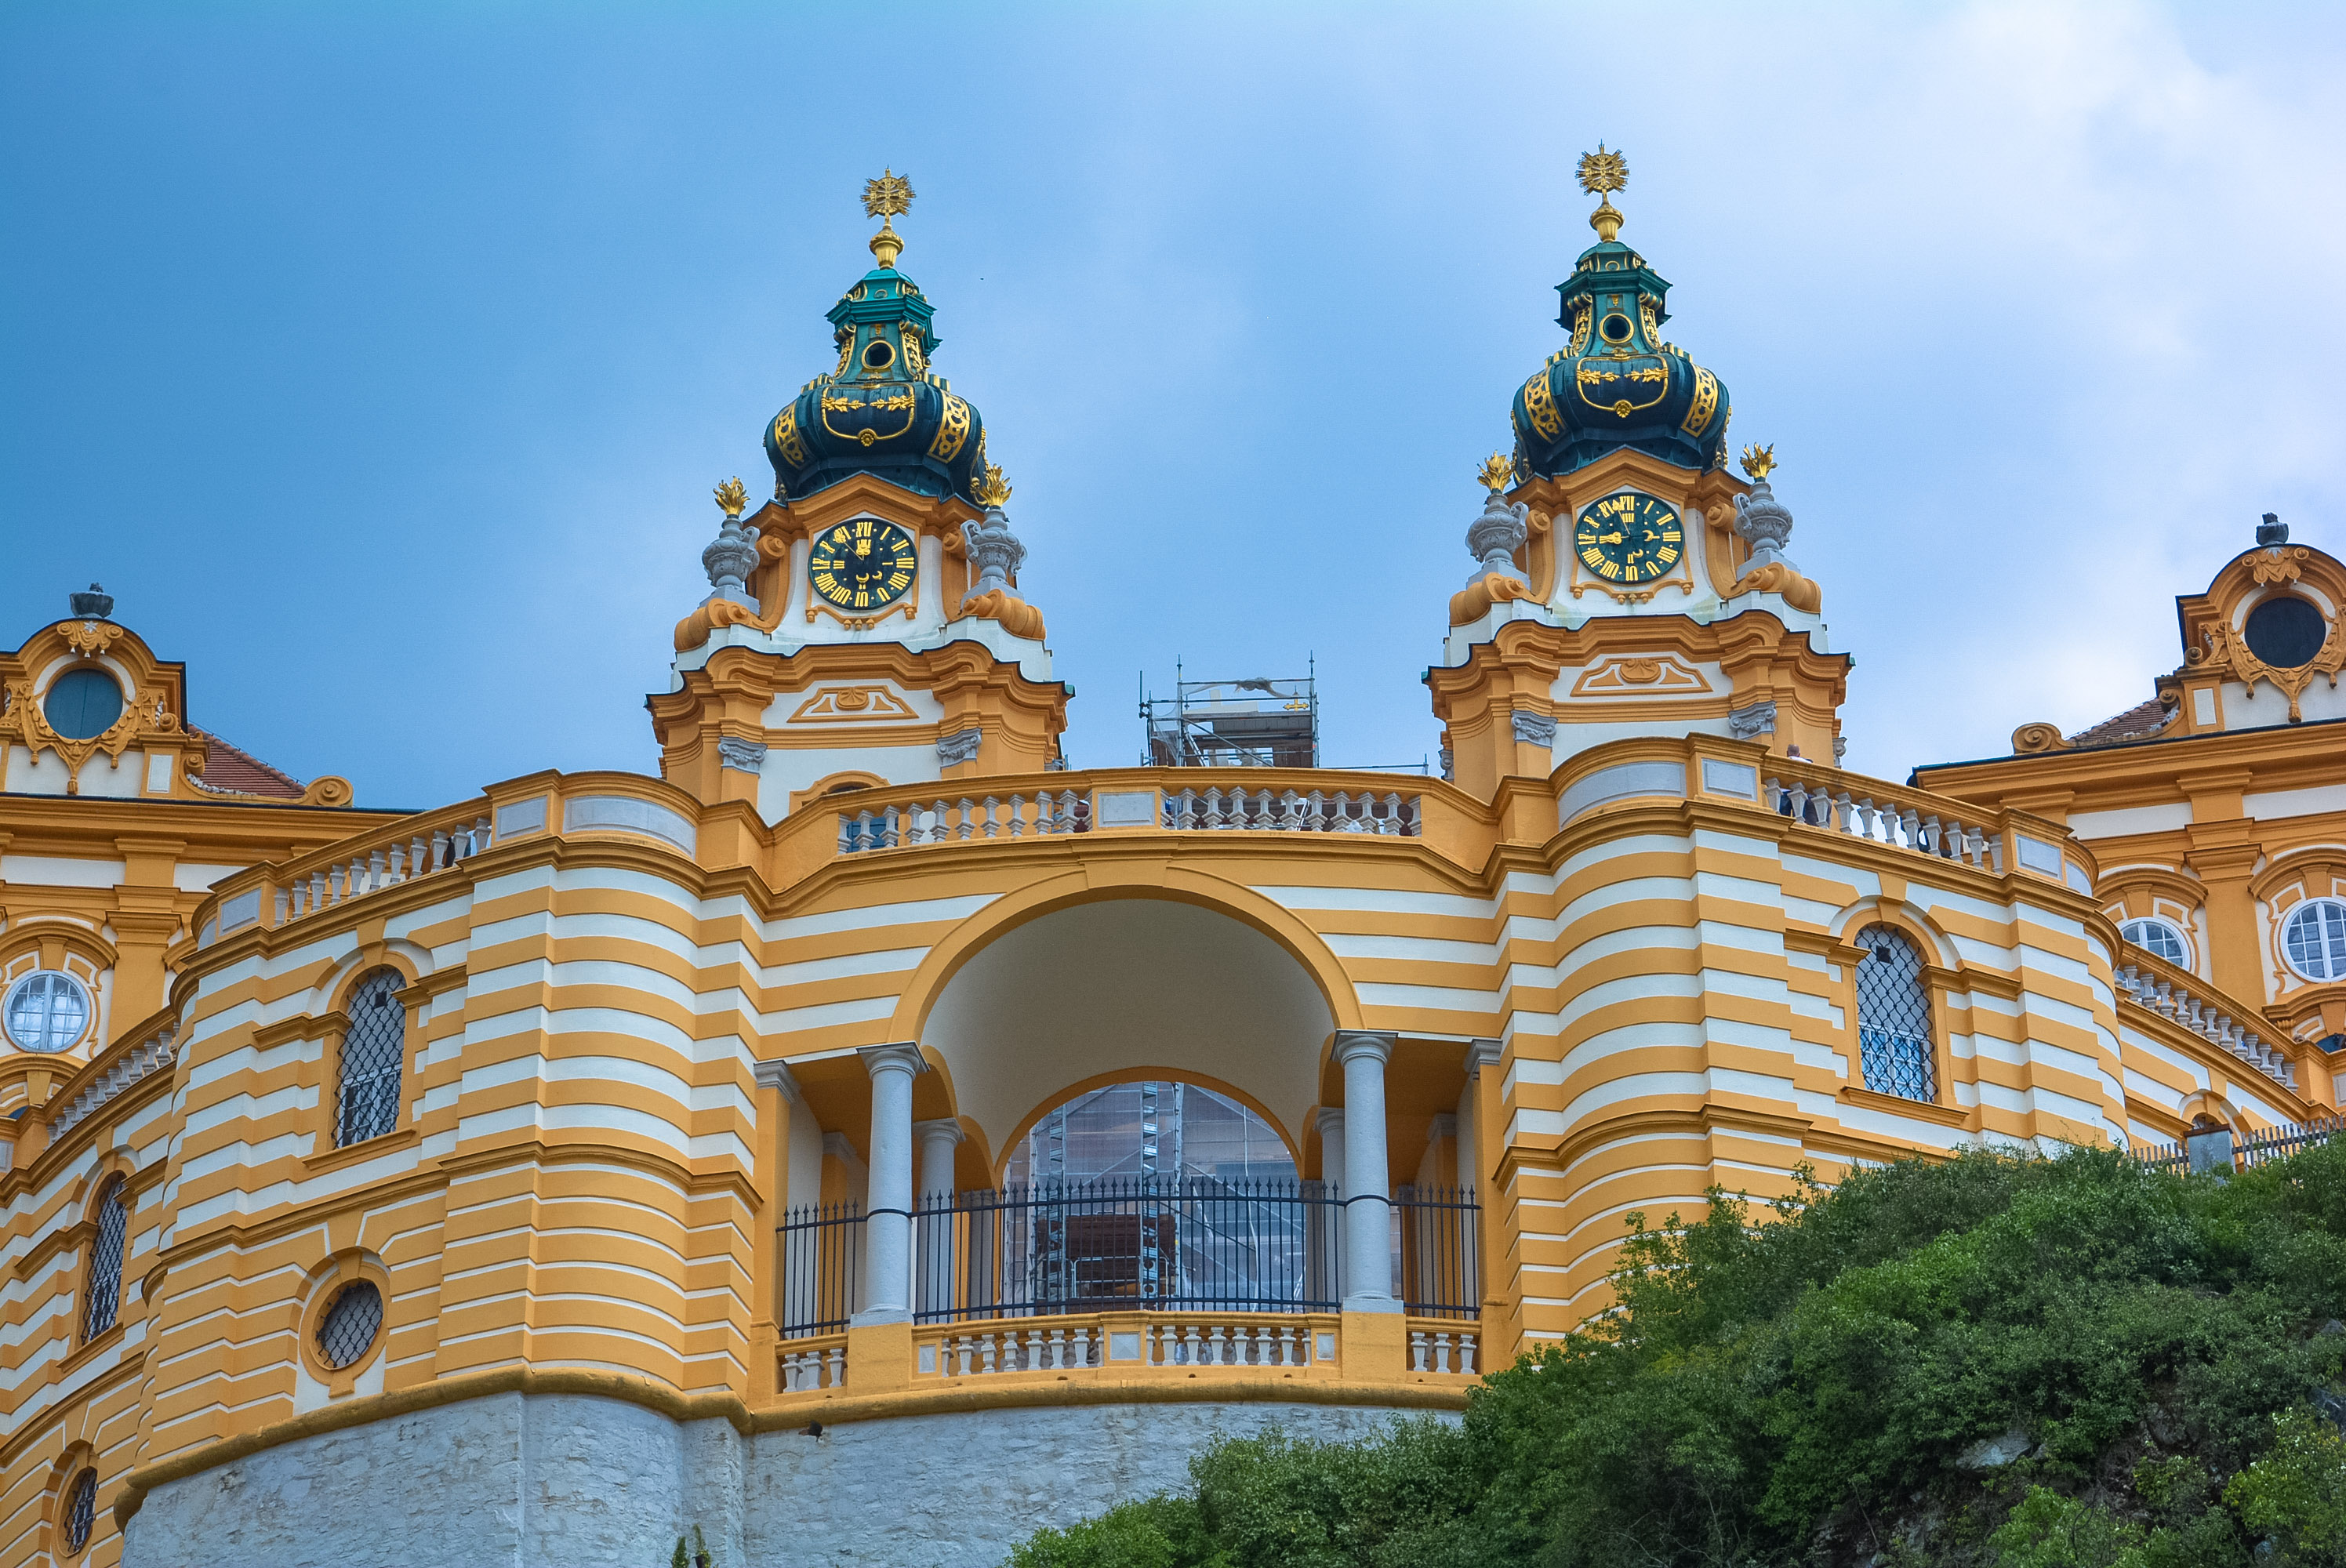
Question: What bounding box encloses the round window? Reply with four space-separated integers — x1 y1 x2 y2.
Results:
2242 596 2326 669
2282 898 2346 982
4 972 91 1052
2119 917 2188 967
318 1280 384 1369
861 338 895 371
42 669 123 741
1598 312 1634 344
63 1467 96 1554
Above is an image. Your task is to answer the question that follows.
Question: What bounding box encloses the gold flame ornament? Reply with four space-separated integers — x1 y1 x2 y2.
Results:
863 169 915 268
713 477 749 517
1577 144 1629 242
1738 443 1777 481
973 462 1012 508
1477 452 1514 492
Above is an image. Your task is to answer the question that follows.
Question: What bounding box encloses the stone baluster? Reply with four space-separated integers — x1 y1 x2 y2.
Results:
1276 789 1303 830
838 816 858 855
1006 794 1026 837
1383 792 1406 835
1306 789 1326 831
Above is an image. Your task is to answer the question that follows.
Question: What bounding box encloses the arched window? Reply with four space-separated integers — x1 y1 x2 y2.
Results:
1004 1080 1295 1188
335 970 408 1146
2282 898 2346 982
2120 916 2189 968
1854 924 1936 1102
81 1178 129 1341
61 1466 97 1555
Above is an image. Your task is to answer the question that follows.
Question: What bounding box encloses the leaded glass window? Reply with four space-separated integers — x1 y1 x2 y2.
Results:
2282 898 2346 982
63 1467 96 1554
2120 916 2189 967
1854 924 1936 1102
318 1280 383 1369
335 970 407 1146
82 1178 129 1341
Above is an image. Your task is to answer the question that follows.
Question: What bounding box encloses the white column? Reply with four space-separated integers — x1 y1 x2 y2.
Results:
1311 1107 1346 1308
854 1043 927 1326
913 1117 965 1319
1335 1031 1398 1312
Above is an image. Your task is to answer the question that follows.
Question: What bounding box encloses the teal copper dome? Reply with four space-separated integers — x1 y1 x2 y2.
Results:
764 174 987 504
1510 150 1730 479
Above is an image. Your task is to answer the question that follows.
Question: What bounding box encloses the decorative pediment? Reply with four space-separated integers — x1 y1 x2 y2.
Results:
786 685 921 724
1568 655 1710 697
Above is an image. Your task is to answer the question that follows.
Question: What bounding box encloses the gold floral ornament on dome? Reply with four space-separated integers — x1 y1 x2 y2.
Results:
863 169 915 268
1576 144 1629 241
1739 443 1777 481
973 463 1012 508
713 477 748 517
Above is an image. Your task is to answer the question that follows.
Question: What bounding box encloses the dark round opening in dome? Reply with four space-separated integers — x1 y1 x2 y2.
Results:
43 667 123 740
2243 595 2326 668
1599 313 1634 344
862 339 895 371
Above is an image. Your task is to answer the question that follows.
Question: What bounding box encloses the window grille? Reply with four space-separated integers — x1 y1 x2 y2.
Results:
1854 924 1936 1102
5 971 90 1052
335 971 407 1146
2283 898 2346 982
63 1468 96 1553
318 1280 383 1368
82 1178 129 1341
2120 917 2188 967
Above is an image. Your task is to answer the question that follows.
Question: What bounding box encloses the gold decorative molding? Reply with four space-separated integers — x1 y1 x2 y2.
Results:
786 686 921 724
1569 655 1709 696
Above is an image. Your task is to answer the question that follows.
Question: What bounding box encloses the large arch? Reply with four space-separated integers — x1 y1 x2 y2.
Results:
911 884 1346 1164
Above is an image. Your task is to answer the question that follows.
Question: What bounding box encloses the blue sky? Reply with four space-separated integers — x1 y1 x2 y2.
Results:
5 2 2344 807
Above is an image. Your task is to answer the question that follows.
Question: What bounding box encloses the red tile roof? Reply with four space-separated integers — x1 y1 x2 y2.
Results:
189 728 305 798
2067 699 2177 750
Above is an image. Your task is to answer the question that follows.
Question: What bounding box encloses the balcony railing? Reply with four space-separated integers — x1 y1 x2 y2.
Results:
1767 768 2006 873
1162 786 1420 836
2115 951 2296 1089
838 790 1088 854
778 1180 1479 1338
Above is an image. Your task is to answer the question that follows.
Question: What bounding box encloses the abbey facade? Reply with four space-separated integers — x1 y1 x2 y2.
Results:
4 171 2341 1567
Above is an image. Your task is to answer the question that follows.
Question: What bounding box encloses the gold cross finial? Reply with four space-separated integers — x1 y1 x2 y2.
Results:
862 169 916 268
1577 145 1629 242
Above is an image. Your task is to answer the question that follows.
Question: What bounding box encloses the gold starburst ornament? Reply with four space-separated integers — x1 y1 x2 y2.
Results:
863 169 916 268
713 477 749 517
1577 144 1629 242
1738 443 1777 482
1476 452 1514 492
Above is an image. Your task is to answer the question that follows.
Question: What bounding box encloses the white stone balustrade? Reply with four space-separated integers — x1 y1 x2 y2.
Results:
1407 1326 1479 1375
1161 787 1420 837
839 790 1087 854
48 1023 178 1141
913 1315 1330 1378
2115 962 2295 1088
1765 773 2003 872
780 1338 848 1392
274 814 493 926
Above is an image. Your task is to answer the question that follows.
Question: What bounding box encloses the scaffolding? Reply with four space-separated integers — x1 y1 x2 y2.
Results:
1139 661 1319 769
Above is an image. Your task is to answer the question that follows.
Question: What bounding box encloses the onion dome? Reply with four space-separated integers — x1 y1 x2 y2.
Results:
764 171 987 504
1510 148 1730 479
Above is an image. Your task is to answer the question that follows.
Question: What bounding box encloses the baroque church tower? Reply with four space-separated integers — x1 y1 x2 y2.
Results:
1429 148 1847 799
651 172 1066 818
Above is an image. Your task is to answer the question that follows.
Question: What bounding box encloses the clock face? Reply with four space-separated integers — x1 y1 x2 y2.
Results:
808 518 918 613
1573 492 1683 586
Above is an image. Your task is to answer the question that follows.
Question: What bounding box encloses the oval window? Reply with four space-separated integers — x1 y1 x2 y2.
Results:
862 338 895 372
4 971 90 1052
42 669 123 740
2119 917 2188 967
2282 898 2346 982
1598 313 1634 345
318 1280 384 1369
2242 596 2326 669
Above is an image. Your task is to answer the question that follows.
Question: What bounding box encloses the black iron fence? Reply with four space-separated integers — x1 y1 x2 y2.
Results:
779 1180 1479 1338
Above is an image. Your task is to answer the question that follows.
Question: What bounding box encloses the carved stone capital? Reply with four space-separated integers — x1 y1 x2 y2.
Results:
717 736 768 774
1727 698 1778 740
937 728 982 768
1511 709 1558 747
